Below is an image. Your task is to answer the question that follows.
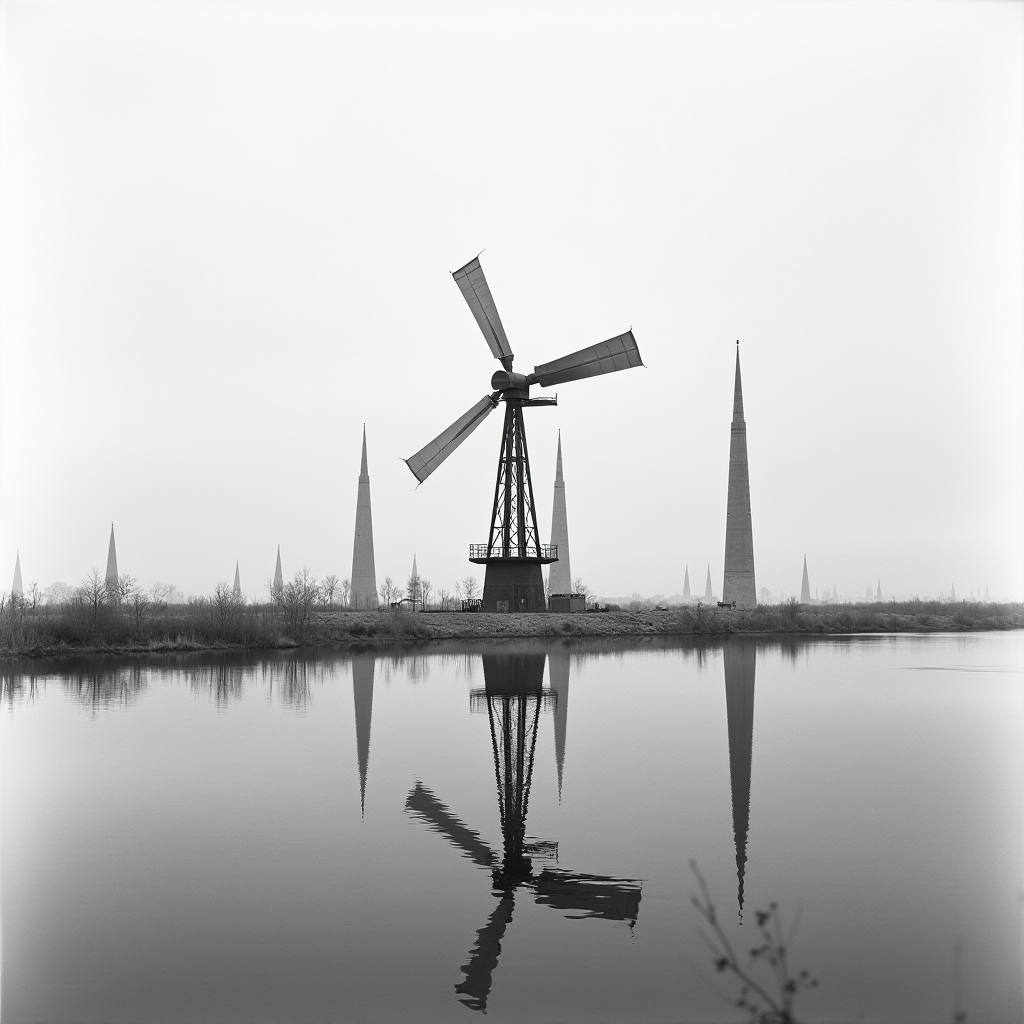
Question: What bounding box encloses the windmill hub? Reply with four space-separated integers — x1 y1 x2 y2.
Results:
404 255 643 612
490 369 531 395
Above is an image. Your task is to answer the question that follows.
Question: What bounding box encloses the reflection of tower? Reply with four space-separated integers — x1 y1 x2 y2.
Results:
800 555 811 603
722 345 757 607
724 639 756 916
405 651 641 1014
548 646 571 801
12 552 23 597
548 432 572 597
682 565 690 602
352 654 375 817
106 523 119 586
351 426 378 608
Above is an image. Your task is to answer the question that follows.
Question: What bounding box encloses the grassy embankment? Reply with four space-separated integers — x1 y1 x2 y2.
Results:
1 596 1020 659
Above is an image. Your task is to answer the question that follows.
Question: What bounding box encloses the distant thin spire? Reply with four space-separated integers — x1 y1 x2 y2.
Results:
555 430 563 482
12 552 23 597
274 546 283 590
233 561 241 597
704 564 713 602
360 423 369 475
412 552 418 580
682 565 690 601
106 524 119 584
800 555 810 603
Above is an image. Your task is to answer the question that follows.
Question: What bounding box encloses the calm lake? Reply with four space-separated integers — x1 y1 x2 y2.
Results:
2 633 1021 1023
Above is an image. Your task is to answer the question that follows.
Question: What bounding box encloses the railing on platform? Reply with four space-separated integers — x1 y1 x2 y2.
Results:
468 543 557 560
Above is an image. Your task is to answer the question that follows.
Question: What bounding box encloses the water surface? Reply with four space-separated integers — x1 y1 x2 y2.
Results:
2 634 1021 1022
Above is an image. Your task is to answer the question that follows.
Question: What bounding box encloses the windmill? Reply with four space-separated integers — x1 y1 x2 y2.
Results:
405 652 641 1012
404 256 643 612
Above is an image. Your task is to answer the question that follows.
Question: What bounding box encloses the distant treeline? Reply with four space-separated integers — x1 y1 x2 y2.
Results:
1 577 1020 658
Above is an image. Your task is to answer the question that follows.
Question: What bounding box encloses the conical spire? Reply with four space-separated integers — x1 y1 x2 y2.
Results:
548 431 572 597
704 564 713 602
682 565 690 601
800 555 810 603
950 583 956 602
724 639 756 918
411 553 418 580
549 646 571 801
351 425 378 608
105 524 118 585
273 546 283 590
12 552 23 597
233 561 241 597
723 345 756 607
876 579 881 600
352 654 375 817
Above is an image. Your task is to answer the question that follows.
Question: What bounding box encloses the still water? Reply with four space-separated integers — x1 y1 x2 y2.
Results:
2 634 1021 1023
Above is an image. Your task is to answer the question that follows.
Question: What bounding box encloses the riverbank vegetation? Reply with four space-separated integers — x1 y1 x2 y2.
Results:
1 569 1019 659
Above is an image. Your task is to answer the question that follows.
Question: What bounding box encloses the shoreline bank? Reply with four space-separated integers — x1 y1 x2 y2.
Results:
2 602 1021 661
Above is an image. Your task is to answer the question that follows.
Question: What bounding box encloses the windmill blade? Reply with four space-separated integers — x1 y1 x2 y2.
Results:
404 395 497 483
453 257 514 366
530 330 643 387
404 782 497 867
455 892 516 1012
533 868 642 925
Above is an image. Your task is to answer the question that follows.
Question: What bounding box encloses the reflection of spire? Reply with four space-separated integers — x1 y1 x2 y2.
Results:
548 646 571 801
724 639 756 917
106 524 118 585
352 654 375 817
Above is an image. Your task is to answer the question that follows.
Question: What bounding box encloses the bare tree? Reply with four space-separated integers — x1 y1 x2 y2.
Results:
150 581 170 611
113 574 138 605
438 587 452 611
321 574 339 609
420 578 433 610
46 581 72 605
340 578 350 609
79 568 107 622
27 582 40 615
461 576 480 601
572 577 592 608
406 571 422 608
379 576 400 606
127 588 151 635
280 568 319 640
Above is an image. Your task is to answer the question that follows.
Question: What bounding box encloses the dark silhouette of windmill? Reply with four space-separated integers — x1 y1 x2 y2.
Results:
404 256 643 612
405 652 641 1012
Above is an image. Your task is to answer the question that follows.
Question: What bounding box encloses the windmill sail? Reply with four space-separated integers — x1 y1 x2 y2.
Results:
404 395 497 483
531 331 642 387
453 257 514 364
405 782 497 867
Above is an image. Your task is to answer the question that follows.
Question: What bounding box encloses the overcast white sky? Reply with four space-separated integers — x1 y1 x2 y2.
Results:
1 0 1021 602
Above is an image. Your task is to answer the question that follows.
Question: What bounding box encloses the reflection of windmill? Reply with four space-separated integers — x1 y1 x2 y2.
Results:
405 652 641 1013
723 639 756 917
404 256 643 612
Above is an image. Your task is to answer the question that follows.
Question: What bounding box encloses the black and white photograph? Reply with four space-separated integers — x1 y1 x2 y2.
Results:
1 1 1022 1021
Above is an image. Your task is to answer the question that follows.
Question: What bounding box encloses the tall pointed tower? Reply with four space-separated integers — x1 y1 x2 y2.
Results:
273 546 283 591
352 653 375 816
233 562 241 597
704 565 713 602
351 426 378 609
682 565 690 602
12 552 23 597
105 524 119 586
724 638 756 917
876 579 882 601
548 432 572 598
548 645 571 801
722 345 756 607
800 555 811 603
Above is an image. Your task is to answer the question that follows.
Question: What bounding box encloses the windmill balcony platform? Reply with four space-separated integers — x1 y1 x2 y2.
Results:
469 543 558 564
